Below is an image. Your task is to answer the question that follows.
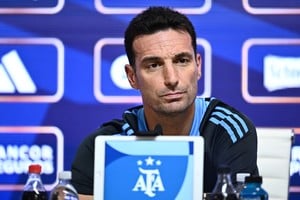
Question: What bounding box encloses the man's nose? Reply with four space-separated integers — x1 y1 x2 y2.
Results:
163 63 179 88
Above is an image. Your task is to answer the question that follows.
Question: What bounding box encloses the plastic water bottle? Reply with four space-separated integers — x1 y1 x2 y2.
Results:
239 175 268 200
209 165 238 200
235 173 250 194
50 171 79 200
22 164 48 200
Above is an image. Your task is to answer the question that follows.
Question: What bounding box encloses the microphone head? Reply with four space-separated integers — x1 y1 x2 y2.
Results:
154 124 163 135
135 124 163 136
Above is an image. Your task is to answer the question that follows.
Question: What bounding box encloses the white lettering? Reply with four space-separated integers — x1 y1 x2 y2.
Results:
0 144 54 175
290 146 300 176
291 146 300 161
19 145 29 160
133 175 147 191
41 145 53 160
0 146 6 159
132 167 164 197
29 145 41 161
0 160 53 175
152 175 165 191
264 54 300 92
0 144 54 161
7 145 19 159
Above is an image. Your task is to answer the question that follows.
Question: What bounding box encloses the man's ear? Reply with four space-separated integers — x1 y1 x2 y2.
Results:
196 54 202 80
125 64 139 89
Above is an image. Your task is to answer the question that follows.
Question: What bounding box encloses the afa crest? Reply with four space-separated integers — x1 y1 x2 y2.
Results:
132 156 165 197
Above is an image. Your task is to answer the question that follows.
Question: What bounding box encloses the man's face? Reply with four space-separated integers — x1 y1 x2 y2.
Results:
125 29 201 116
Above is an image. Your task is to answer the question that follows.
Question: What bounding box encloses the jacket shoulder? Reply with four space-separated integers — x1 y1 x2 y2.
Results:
200 98 256 143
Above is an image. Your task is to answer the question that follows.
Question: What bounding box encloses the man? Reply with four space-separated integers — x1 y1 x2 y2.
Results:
71 6 258 199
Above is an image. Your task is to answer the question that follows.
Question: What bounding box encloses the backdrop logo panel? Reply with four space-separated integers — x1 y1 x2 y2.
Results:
242 0 300 14
94 38 211 104
95 0 211 14
242 38 300 104
0 126 63 191
0 0 64 14
0 38 64 103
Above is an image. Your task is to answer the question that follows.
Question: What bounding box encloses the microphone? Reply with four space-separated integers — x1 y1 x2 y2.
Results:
153 124 163 135
135 124 163 136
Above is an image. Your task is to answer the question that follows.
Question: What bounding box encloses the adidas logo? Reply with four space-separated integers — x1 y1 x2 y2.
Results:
0 50 37 94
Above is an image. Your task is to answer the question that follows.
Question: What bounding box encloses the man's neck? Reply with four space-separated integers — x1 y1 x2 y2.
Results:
145 106 195 136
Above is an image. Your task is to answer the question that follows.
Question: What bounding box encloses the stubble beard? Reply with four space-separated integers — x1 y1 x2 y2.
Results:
153 95 196 117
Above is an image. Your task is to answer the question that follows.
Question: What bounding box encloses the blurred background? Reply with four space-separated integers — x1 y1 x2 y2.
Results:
0 0 299 199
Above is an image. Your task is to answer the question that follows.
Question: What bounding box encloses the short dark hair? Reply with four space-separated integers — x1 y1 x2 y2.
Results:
124 6 197 68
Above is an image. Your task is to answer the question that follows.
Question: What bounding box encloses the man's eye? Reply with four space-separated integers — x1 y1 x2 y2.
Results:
147 63 160 69
176 58 190 64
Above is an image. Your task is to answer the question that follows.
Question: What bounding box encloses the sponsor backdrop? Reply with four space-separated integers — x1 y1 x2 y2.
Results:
0 0 299 199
